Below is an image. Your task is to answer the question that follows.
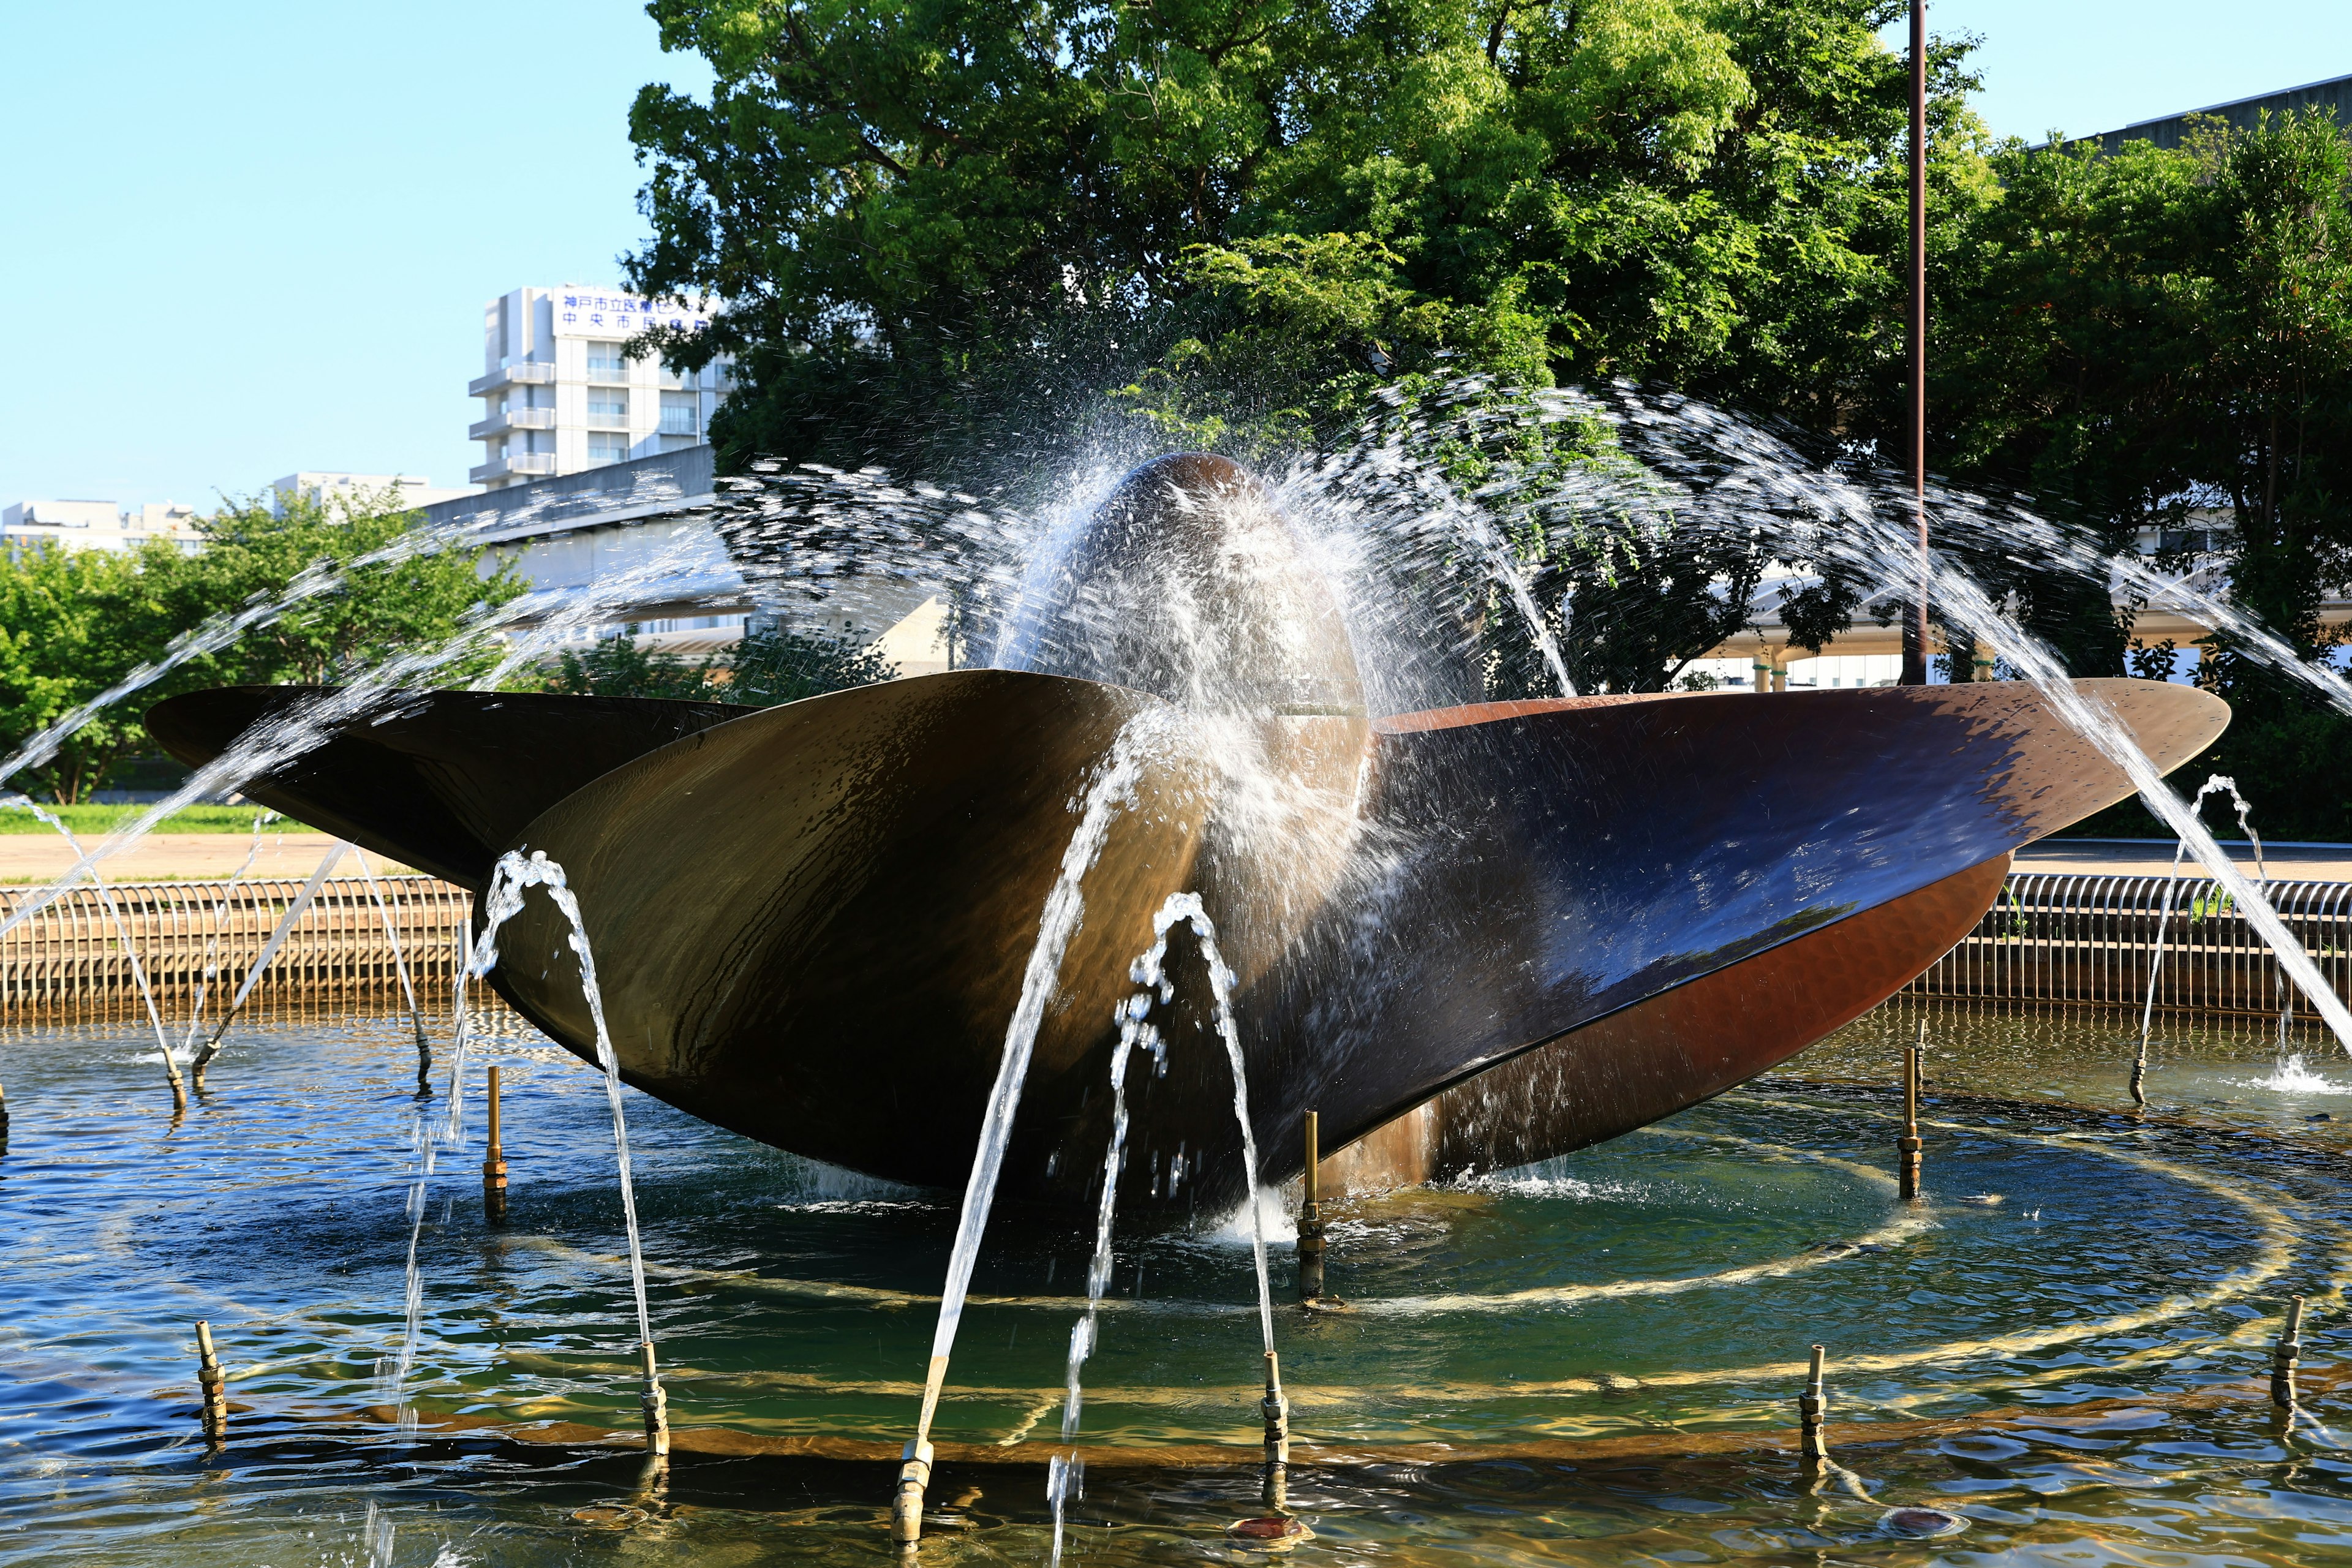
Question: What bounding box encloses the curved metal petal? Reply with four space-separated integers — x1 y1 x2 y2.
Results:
486 668 1215 1187
1227 680 2227 1180
143 686 755 889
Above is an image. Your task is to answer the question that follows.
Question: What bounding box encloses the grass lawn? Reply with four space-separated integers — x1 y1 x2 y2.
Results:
0 803 319 835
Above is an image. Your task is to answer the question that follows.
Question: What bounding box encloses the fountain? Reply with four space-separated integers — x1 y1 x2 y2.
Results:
26 425 2352 1564
145 451 2224 1215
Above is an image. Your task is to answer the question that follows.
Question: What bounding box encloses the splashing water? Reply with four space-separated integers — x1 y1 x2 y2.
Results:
192 839 349 1090
1049 890 1286 1563
0 525 736 947
2135 776 2272 1099
2243 1055 2352 1094
1 795 181 1105
349 844 431 1077
1047 938 1164 1562
178 809 277 1057
1134 893 1279 1355
384 848 658 1426
908 718 1164 1454
1559 385 2352 1057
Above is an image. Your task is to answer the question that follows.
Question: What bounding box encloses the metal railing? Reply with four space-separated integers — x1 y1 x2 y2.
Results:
466 361 558 396
0 876 473 1020
1907 870 2352 1016
469 453 558 484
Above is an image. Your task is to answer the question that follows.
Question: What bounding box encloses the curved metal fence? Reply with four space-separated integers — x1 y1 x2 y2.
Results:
7 868 2350 1023
0 876 472 1022
1905 871 2352 1016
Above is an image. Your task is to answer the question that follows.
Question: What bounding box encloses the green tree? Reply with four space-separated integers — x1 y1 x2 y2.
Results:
0 541 176 803
541 623 899 704
625 0 1989 477
164 488 529 685
1935 110 2352 835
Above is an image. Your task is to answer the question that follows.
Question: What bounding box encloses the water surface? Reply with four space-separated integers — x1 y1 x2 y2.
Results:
4 1000 2350 1564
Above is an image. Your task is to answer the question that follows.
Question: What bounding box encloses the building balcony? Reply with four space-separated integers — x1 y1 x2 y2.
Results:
469 453 559 485
659 410 699 436
467 407 559 441
467 361 559 397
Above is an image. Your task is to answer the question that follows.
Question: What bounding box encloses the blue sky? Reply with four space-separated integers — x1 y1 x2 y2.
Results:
1 1 2345 510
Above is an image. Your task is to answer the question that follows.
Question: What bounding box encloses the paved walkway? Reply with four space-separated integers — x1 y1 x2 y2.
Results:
0 832 416 887
2016 837 2352 882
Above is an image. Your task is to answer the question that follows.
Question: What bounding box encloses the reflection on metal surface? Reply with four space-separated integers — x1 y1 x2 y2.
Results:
145 454 2229 1205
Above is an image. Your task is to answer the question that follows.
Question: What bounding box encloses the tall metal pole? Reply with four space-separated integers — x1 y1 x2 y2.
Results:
1902 0 1932 685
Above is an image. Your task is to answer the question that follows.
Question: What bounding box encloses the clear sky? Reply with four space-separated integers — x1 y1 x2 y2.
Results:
2 2 2346 511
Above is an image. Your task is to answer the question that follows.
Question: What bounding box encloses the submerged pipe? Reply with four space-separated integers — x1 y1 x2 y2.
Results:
195 1321 228 1444
2273 1296 2305 1410
1799 1344 1829 1466
481 1065 508 1223
1899 1025 1924 1202
1297 1112 1325 1302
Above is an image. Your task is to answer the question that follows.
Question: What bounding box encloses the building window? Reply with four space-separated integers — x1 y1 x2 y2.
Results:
589 434 631 464
588 391 630 427
586 342 627 380
658 392 698 436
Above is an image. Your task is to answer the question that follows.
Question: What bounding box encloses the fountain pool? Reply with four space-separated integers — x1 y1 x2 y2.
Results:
6 998 2350 1565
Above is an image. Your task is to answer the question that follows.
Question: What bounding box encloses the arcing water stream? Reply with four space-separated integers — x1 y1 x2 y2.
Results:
896 717 1171 1544
2138 777 2274 1101
383 850 663 1447
1048 892 1283 1562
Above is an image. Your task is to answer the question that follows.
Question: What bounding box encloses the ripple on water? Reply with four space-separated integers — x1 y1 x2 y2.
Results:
2 1004 2350 1566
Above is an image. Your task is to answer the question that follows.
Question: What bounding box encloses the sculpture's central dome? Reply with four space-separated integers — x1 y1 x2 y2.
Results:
1012 453 1364 718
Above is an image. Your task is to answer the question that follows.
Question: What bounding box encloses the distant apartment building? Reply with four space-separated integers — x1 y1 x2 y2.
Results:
469 285 734 490
1 498 200 554
271 472 477 513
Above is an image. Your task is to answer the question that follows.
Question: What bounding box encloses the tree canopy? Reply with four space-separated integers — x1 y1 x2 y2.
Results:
0 489 525 803
626 0 1983 474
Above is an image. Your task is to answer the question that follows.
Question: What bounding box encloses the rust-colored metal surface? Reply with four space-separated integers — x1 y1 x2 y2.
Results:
138 456 2232 1209
145 687 752 889
1324 855 2012 1191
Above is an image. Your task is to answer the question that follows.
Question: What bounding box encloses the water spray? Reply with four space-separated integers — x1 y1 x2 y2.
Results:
349 845 431 1084
194 840 349 1091
2 796 183 1112
893 726 1156 1551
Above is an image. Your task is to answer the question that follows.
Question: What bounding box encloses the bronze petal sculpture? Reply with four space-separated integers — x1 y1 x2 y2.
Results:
146 454 2227 1209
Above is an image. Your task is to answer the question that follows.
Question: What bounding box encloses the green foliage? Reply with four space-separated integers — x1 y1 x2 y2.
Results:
1118 233 1554 459
543 635 727 701
627 0 1986 477
540 624 899 705
171 490 528 686
0 488 526 804
1937 110 2352 682
729 624 901 703
0 541 177 803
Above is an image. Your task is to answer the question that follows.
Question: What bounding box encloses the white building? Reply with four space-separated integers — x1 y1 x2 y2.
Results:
469 285 734 490
271 472 477 513
2 498 201 554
